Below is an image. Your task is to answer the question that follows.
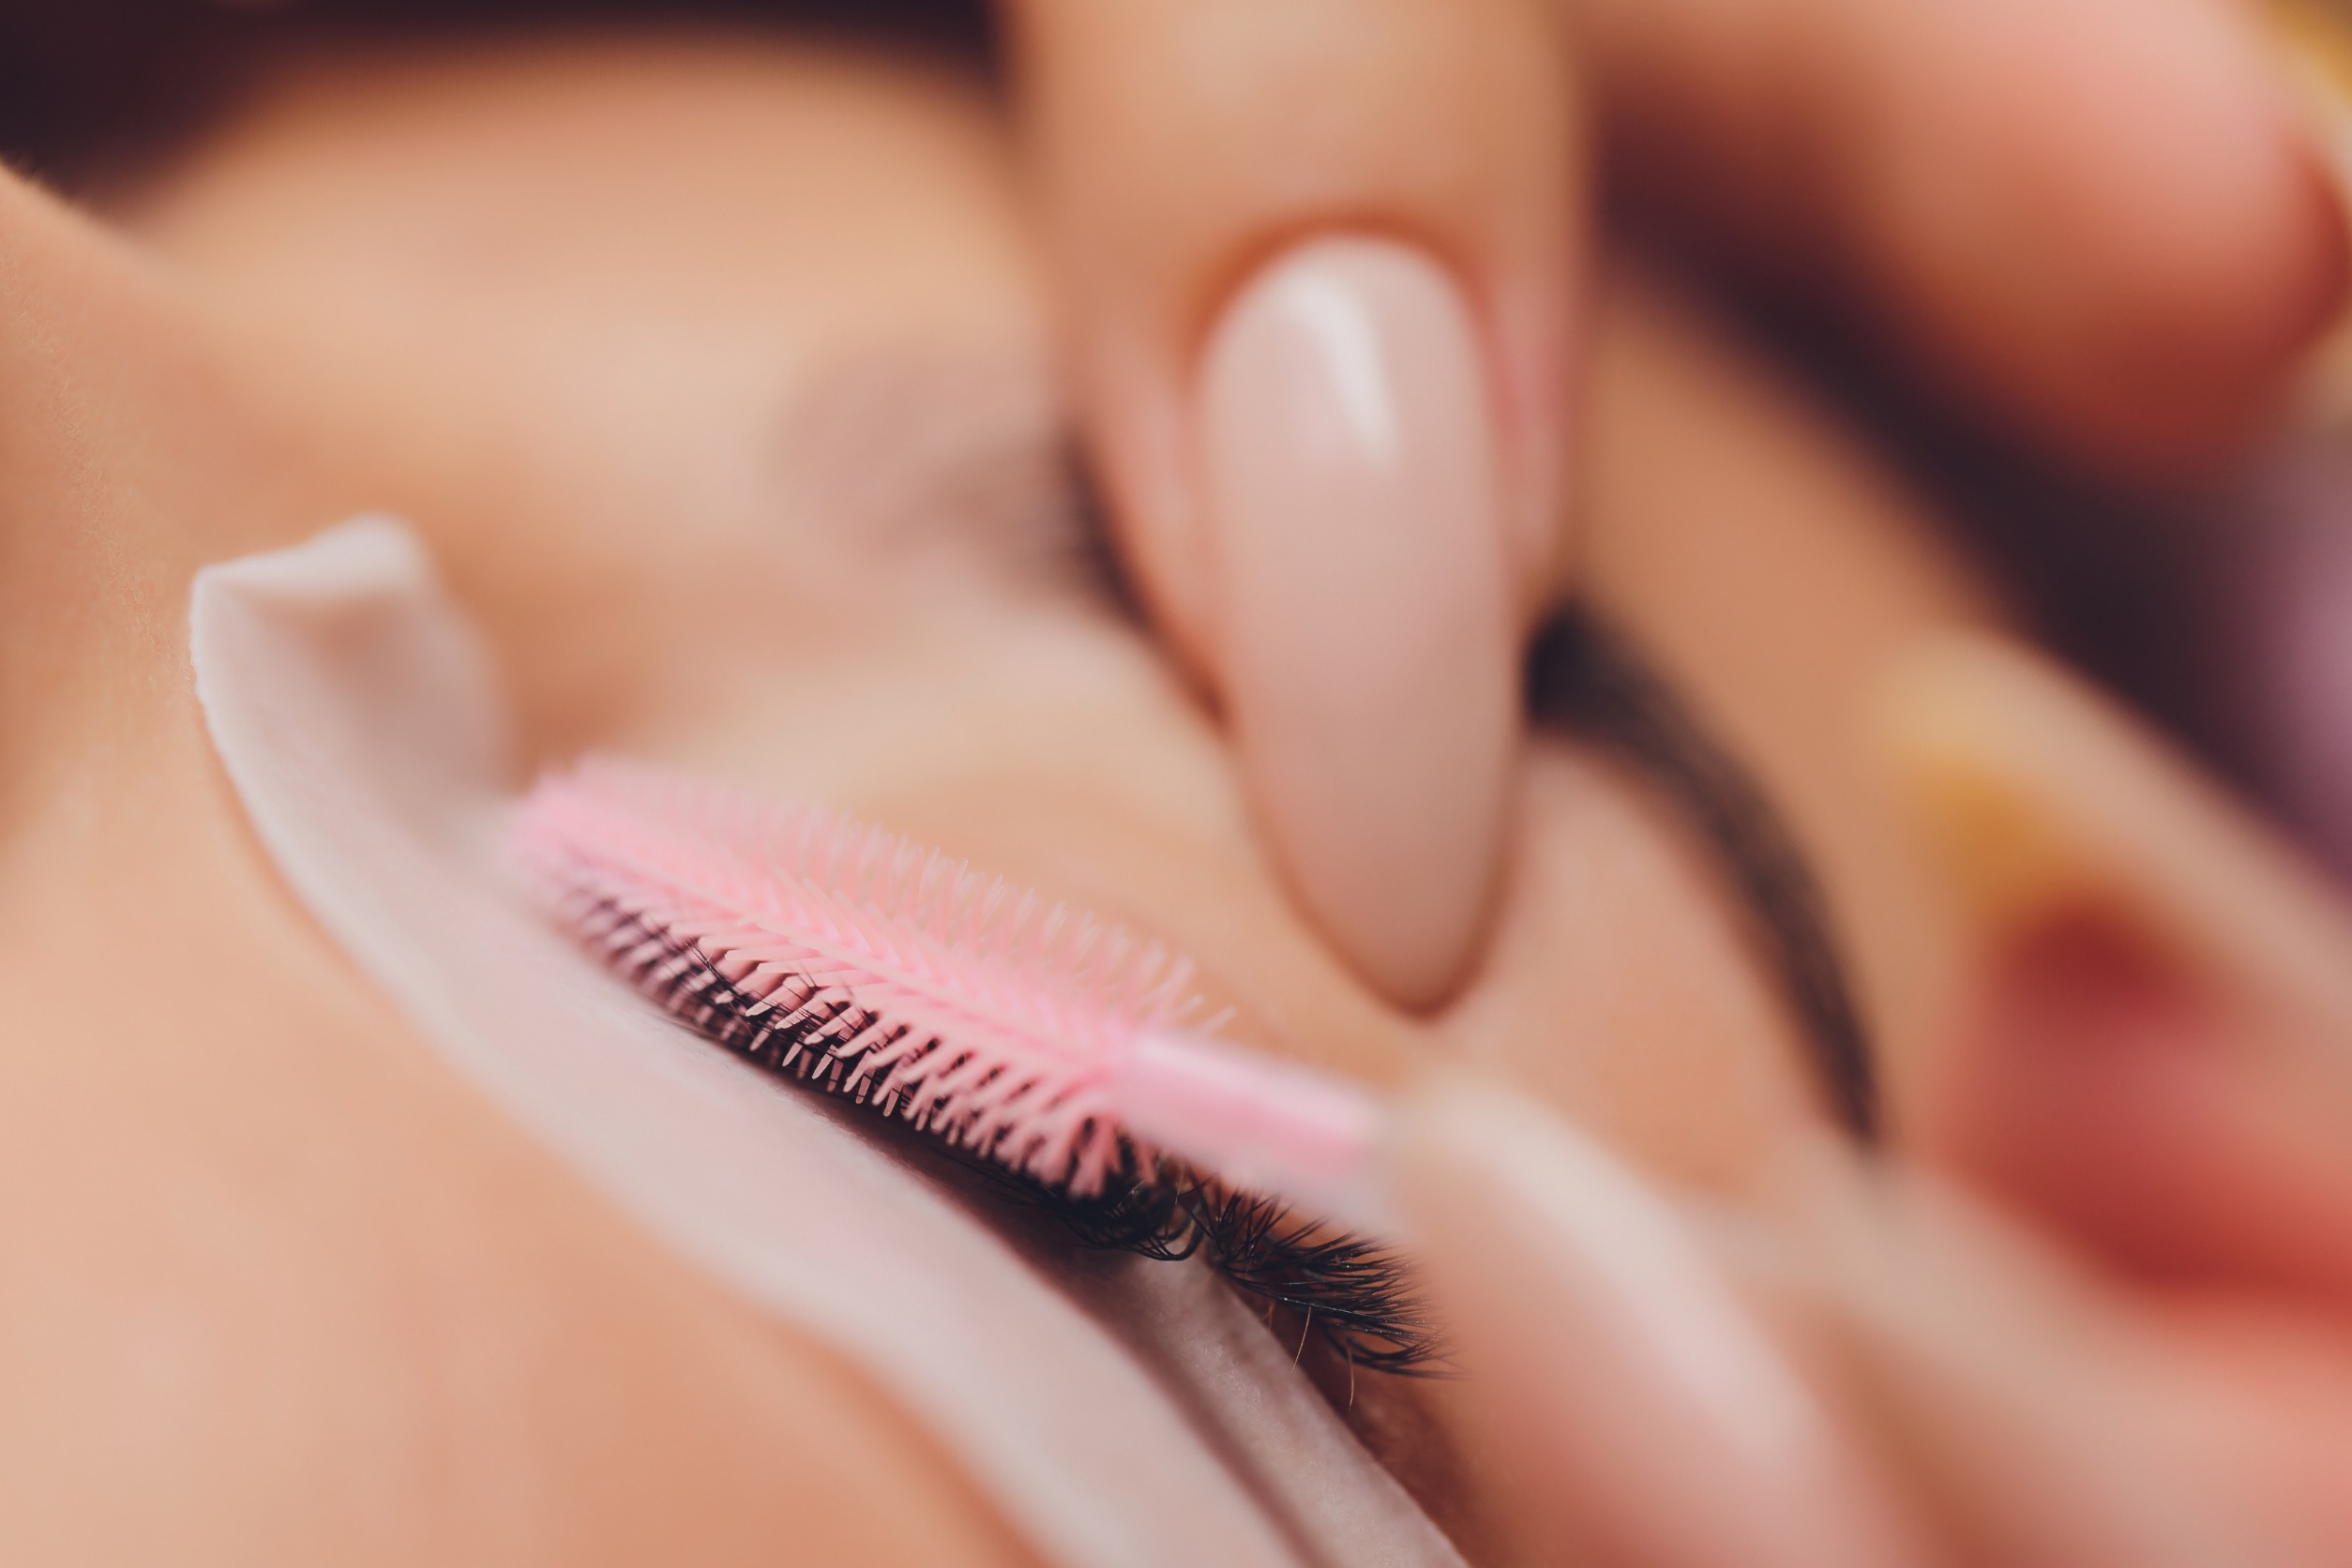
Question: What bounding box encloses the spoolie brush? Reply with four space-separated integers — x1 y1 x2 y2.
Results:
512 755 1437 1373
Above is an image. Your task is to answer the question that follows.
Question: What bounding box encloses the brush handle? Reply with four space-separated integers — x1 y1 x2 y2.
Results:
1111 1031 1389 1229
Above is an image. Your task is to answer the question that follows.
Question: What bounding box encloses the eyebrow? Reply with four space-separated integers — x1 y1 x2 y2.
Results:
1527 606 1881 1143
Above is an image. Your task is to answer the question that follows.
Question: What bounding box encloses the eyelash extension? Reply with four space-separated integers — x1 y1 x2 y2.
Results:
514 757 1437 1375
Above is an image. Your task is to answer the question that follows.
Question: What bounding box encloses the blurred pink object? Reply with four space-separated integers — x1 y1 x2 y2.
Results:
2214 443 2352 880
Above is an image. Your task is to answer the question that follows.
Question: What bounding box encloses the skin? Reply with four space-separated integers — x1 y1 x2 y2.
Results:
10 27 2352 1565
0 35 1855 1560
0 76 1034 1563
118 35 1847 1192
1004 0 2347 1010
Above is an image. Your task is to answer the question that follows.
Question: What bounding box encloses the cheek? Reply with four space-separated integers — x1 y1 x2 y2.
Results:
1437 746 1833 1194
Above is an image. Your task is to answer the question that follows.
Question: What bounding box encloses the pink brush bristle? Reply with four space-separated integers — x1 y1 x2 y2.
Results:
513 755 1205 1197
516 755 1443 1376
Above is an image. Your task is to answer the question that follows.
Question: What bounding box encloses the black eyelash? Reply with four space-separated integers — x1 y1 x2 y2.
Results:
1059 444 1151 626
1529 607 1881 1142
575 896 1441 1377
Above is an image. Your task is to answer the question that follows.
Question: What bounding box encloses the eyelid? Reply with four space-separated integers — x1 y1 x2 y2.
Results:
516 753 1441 1372
772 354 1136 611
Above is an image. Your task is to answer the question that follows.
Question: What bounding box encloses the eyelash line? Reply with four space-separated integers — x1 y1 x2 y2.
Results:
519 761 1440 1376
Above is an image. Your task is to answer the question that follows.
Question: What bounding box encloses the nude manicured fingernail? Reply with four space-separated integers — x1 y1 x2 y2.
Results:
1197 238 1515 1009
1392 1084 1918 1568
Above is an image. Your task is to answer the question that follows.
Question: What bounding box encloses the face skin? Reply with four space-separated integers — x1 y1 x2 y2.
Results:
14 23 2352 1567
119 31 1875 1189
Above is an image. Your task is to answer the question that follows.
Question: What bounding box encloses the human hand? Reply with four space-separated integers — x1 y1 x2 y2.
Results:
1246 634 2352 1565
1004 0 2348 1007
9 22 2345 1560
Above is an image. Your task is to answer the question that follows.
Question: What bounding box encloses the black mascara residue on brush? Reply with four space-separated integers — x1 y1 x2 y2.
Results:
570 896 1441 1377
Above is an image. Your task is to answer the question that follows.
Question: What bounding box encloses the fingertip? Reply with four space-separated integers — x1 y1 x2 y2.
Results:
1391 1082 1918 1568
1862 0 2349 470
1008 0 1583 1002
1195 237 1517 1009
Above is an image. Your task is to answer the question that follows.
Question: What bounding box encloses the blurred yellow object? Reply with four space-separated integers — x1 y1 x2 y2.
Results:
2271 0 2352 421
2272 0 2352 216
2274 0 2352 102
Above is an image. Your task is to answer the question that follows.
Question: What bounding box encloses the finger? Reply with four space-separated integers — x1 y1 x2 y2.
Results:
1114 1033 2294 1560
1571 0 2348 473
1874 633 2352 1556
1387 1082 1924 1567
1778 1154 2314 1567
1883 633 2352 1322
1003 0 1581 1007
1383 1082 2327 1564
